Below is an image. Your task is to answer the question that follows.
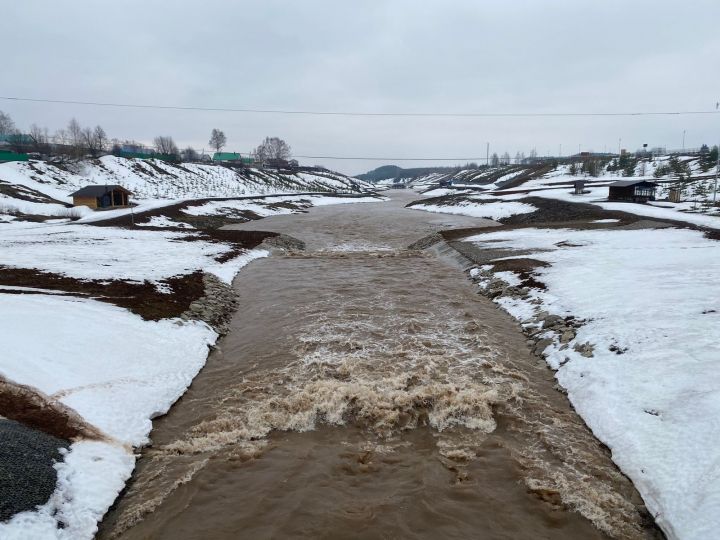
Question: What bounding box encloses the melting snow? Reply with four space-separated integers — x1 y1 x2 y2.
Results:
468 226 720 539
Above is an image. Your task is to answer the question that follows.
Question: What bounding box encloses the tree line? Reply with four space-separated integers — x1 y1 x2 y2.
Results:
0 110 293 164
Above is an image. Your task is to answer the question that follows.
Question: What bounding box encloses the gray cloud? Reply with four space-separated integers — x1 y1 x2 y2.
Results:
2 0 719 174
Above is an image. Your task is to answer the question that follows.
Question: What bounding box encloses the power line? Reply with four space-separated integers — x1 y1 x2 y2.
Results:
294 155 488 161
2 96 720 118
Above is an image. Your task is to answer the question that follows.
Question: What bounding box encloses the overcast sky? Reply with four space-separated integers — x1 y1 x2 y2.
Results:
2 0 720 175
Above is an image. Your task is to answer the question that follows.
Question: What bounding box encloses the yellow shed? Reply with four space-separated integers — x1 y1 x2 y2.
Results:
70 185 132 210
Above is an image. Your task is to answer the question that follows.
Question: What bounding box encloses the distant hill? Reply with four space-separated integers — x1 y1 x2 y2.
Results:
356 165 459 183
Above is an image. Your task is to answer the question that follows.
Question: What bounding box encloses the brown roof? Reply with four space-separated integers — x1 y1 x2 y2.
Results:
70 185 133 197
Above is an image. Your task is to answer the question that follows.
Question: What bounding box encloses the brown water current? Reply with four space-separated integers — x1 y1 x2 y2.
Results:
99 191 660 540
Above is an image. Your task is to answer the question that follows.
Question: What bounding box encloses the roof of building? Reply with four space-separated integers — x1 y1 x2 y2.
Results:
609 180 657 187
70 185 132 197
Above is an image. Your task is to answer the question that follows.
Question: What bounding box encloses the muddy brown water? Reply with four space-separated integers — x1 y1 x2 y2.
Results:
100 191 658 540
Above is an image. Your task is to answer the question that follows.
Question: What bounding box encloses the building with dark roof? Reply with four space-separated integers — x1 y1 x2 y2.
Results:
608 180 657 203
70 185 132 209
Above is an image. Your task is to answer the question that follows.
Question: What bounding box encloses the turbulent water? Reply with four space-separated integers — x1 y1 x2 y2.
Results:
99 192 659 539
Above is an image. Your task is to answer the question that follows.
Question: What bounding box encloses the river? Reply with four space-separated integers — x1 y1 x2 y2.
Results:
99 191 658 539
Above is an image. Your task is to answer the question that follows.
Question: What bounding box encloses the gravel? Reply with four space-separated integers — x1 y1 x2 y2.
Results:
0 419 69 523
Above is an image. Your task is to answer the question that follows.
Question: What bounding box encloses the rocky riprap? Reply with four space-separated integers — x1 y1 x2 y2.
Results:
468 265 595 361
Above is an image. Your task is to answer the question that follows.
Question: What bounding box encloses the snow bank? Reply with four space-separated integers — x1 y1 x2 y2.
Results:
411 199 536 220
0 292 221 539
0 222 248 284
305 195 384 206
0 293 218 445
183 194 383 218
467 227 720 539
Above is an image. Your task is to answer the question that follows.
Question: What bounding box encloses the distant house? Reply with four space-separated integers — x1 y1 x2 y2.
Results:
608 180 657 203
573 180 586 195
213 152 254 165
70 185 132 209
263 158 292 169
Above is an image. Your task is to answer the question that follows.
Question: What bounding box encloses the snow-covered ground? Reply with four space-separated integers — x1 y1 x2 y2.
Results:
0 221 268 538
183 194 383 218
466 226 720 540
409 197 536 220
511 184 720 230
0 221 264 285
0 294 221 539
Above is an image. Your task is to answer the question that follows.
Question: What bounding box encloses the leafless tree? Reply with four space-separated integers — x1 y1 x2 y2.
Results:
253 136 291 162
82 125 108 157
67 118 85 157
501 152 511 165
154 135 179 157
208 129 227 153
491 153 500 167
28 124 51 154
181 147 199 162
6 132 27 153
53 129 69 146
0 110 16 136
94 126 108 154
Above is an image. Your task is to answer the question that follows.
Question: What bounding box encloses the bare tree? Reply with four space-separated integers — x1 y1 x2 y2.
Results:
82 125 108 157
153 135 179 157
208 129 227 153
6 132 27 153
53 129 69 146
67 118 85 157
491 153 499 167
501 152 511 165
181 147 199 162
253 136 292 162
28 124 51 154
93 126 108 154
0 110 16 136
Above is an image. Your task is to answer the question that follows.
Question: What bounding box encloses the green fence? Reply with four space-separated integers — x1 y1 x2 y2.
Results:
0 150 29 162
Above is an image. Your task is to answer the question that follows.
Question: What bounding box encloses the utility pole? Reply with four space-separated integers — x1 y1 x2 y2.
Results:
559 144 562 157
682 130 686 152
714 141 719 204
715 102 719 204
618 138 621 155
486 142 489 167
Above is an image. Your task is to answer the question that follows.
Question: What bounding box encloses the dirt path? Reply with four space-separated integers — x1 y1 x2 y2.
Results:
99 191 659 539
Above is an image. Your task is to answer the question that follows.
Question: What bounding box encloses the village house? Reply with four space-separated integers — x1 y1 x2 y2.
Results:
70 185 132 209
608 180 657 203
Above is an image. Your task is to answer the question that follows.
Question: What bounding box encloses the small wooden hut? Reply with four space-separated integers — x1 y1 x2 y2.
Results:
608 180 657 203
70 185 132 209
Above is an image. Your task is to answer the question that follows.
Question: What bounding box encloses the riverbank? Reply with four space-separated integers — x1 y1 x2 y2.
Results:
422 194 719 540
